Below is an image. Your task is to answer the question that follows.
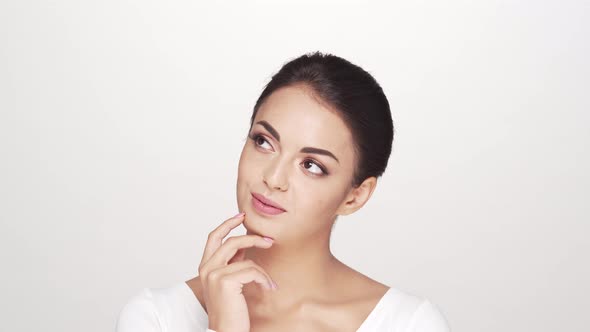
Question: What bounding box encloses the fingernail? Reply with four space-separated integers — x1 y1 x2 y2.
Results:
233 212 245 218
272 281 278 290
263 237 274 243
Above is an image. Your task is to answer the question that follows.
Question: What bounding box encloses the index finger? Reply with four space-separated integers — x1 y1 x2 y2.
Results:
201 212 245 263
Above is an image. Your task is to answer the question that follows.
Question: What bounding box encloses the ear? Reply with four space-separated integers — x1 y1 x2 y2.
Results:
336 176 378 216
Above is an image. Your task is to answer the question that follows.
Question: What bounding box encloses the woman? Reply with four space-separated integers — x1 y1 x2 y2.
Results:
116 52 450 332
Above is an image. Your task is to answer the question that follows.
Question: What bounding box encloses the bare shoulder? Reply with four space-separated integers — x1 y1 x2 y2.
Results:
332 260 390 298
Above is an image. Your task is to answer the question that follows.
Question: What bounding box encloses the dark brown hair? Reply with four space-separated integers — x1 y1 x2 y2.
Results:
250 51 394 187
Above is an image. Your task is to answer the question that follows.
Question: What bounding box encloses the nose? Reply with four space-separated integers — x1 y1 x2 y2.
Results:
262 157 289 192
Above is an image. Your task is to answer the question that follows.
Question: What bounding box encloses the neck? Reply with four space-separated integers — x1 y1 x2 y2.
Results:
241 228 342 313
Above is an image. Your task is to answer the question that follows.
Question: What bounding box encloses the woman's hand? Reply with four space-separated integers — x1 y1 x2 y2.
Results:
198 212 277 332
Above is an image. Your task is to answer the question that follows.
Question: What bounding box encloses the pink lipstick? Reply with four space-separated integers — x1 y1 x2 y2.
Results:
251 192 286 216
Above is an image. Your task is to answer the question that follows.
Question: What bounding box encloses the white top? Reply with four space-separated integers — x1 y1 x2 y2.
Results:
116 281 450 332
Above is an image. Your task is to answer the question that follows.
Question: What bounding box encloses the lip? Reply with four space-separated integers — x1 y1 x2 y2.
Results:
251 192 286 215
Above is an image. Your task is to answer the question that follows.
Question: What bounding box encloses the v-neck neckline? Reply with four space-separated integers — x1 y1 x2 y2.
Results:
184 282 393 330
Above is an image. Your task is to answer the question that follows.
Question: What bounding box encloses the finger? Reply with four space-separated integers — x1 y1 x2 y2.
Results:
216 260 276 290
206 234 273 268
201 212 245 264
217 265 275 291
228 248 246 265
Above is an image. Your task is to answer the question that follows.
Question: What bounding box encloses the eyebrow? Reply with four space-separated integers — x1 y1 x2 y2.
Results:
257 120 281 142
255 120 340 163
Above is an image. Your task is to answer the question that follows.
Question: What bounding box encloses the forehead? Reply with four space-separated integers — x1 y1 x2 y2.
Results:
254 86 355 159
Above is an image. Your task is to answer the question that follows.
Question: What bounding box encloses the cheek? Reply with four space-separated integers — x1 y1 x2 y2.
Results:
296 180 344 218
238 148 256 179
236 147 260 195
236 149 250 197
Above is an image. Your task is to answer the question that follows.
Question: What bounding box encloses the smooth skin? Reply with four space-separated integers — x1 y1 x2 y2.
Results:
197 213 277 332
186 84 390 332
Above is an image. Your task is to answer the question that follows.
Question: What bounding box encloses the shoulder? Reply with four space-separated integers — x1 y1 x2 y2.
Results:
116 282 208 332
116 288 161 332
405 298 450 332
365 287 450 332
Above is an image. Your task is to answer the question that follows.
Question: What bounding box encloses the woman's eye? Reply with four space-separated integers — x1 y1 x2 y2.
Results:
302 160 326 176
253 134 272 150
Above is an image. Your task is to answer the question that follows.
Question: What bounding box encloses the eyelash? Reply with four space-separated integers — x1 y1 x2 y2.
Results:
248 133 329 176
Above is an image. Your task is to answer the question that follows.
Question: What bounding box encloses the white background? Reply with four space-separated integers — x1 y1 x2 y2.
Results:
1 1 588 331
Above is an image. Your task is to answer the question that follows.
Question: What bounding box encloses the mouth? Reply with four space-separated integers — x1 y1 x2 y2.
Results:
251 192 286 215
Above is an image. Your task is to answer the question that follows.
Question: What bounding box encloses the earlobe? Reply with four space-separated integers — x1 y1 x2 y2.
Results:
336 177 378 216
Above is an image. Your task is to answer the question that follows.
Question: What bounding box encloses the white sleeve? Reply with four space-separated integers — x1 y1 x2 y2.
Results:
116 288 162 332
406 300 451 332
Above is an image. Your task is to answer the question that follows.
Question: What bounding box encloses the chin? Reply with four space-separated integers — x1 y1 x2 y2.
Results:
243 210 279 239
236 187 280 238
242 209 261 230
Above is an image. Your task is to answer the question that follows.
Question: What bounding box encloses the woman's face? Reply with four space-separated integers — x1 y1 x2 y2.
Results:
236 85 358 245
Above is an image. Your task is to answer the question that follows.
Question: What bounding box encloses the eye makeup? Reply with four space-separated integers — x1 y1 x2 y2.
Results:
248 132 273 151
302 158 329 176
247 131 330 176
253 121 340 163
